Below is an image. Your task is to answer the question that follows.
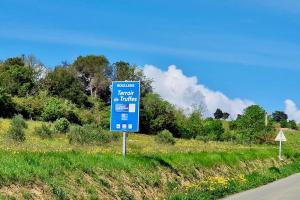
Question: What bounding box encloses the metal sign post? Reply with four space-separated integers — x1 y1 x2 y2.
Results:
275 129 286 161
110 81 140 158
122 131 126 157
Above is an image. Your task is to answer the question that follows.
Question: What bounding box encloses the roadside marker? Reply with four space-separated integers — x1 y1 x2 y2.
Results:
275 129 286 160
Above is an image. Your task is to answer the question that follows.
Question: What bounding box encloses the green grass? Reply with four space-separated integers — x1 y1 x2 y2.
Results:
0 118 299 199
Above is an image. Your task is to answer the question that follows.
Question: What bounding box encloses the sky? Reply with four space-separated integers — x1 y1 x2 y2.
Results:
1 0 300 120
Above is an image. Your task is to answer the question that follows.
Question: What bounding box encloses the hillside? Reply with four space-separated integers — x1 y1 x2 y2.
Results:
0 119 299 199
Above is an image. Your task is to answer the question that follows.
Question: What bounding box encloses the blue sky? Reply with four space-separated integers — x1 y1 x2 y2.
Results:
1 0 300 115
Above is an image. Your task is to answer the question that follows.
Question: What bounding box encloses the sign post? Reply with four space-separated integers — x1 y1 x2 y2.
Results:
110 81 140 158
275 129 287 160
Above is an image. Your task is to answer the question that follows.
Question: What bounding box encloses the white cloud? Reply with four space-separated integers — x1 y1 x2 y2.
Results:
284 99 300 123
143 65 254 118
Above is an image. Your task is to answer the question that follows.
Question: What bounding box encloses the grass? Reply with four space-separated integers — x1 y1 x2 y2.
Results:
0 118 275 154
0 118 299 199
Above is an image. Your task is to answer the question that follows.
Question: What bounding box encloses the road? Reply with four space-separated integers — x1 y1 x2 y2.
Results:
223 173 300 200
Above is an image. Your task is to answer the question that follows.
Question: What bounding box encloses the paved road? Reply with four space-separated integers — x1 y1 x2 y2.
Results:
223 173 300 200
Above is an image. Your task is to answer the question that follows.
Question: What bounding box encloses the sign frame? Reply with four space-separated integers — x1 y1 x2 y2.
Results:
110 80 140 133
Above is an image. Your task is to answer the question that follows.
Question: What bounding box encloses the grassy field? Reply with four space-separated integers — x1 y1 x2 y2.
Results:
0 118 299 199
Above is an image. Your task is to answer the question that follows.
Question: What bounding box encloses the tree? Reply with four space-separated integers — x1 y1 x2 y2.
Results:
0 88 15 117
272 111 288 122
214 108 223 119
43 67 89 107
41 97 65 121
73 55 111 100
222 112 230 120
288 120 298 130
237 105 269 145
113 61 152 97
280 119 288 128
203 118 225 141
140 93 178 135
182 109 204 139
0 57 36 97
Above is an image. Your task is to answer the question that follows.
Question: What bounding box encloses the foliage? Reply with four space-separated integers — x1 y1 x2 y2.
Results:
236 105 271 145
73 55 111 102
113 61 152 97
222 112 230 120
214 108 223 119
0 88 15 118
0 57 36 96
54 118 70 133
288 120 298 130
155 130 176 145
34 124 54 139
8 115 27 142
180 110 204 139
41 97 65 121
214 108 230 120
203 119 225 141
67 124 120 145
43 67 89 107
140 93 178 135
272 111 288 122
280 119 288 128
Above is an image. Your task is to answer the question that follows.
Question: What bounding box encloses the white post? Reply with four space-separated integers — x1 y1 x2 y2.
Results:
122 131 126 158
279 140 282 160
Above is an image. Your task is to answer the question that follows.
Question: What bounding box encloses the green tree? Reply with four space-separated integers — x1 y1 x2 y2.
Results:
41 97 65 121
203 119 225 141
237 105 268 145
214 108 223 119
288 120 298 130
272 111 288 122
43 67 89 107
140 93 178 135
73 55 111 101
0 57 36 97
113 61 152 97
222 112 230 120
181 110 204 139
0 88 15 117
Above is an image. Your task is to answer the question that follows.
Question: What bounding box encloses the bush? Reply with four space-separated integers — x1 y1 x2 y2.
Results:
203 119 225 141
67 124 120 145
41 97 65 121
34 124 54 139
288 120 298 130
0 88 15 118
54 118 70 133
8 115 27 142
280 120 288 128
155 130 176 145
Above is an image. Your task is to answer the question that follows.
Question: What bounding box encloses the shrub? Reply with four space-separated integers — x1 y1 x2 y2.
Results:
203 119 225 141
180 110 204 139
280 120 288 128
288 120 298 130
67 124 120 145
54 118 70 133
34 124 54 139
155 130 176 145
8 115 27 142
41 97 65 121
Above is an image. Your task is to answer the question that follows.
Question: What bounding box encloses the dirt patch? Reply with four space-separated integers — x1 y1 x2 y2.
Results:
0 183 53 200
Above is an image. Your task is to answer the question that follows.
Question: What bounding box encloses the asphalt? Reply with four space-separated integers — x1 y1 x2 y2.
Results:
223 173 300 200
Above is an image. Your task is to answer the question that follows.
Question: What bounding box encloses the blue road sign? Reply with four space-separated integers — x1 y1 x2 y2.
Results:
110 81 140 132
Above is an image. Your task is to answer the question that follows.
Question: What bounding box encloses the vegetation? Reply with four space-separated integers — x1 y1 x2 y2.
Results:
54 118 70 133
8 115 27 142
155 129 176 145
0 55 300 199
34 124 54 139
